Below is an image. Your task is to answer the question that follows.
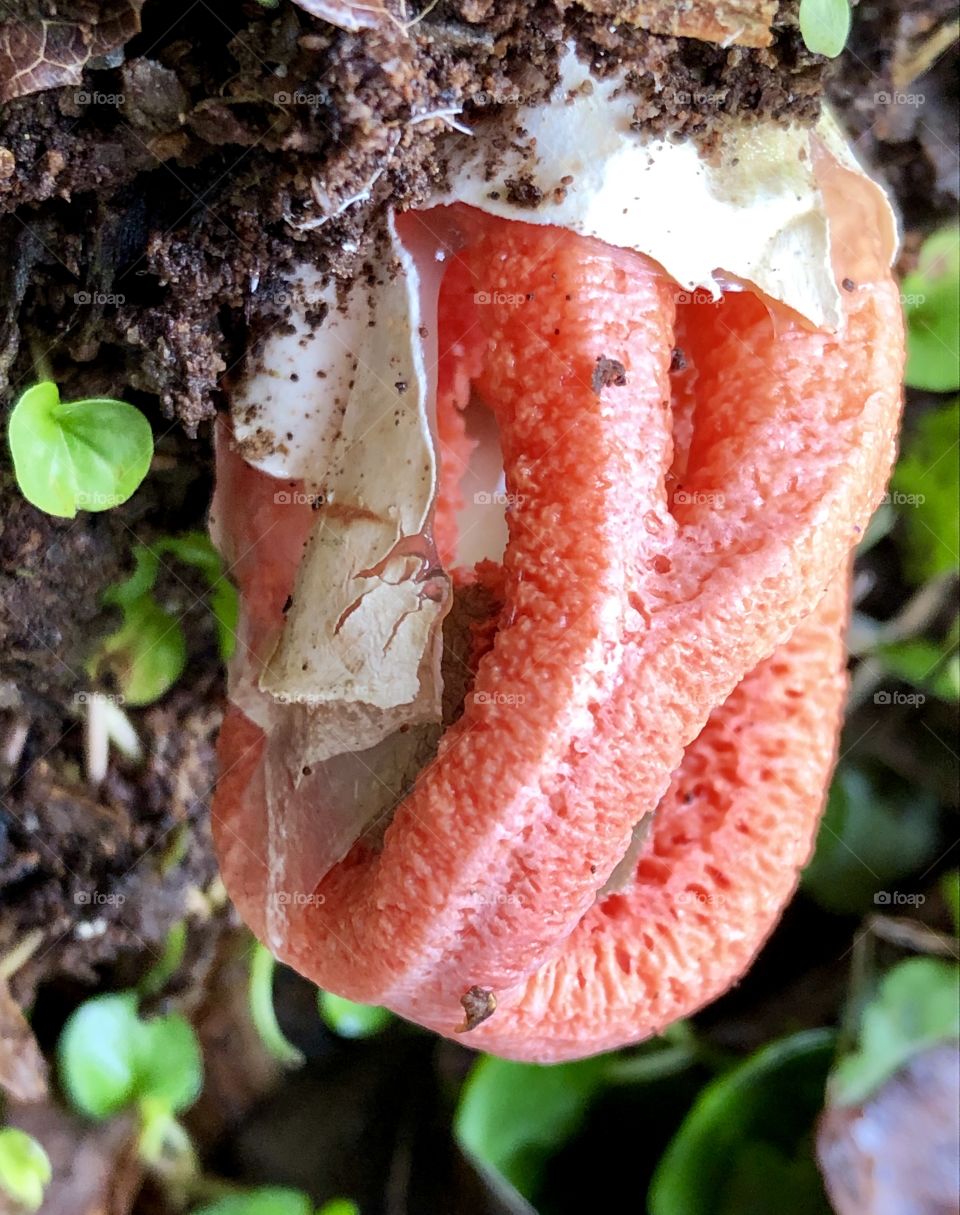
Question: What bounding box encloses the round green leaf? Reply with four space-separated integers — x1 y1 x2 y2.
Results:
7 382 153 518
135 1013 203 1114
649 1029 836 1215
798 0 851 57
192 1188 313 1215
318 991 391 1040
0 1129 52 1212
57 992 143 1119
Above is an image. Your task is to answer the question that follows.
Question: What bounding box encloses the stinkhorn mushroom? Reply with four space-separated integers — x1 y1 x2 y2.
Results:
210 13 904 1061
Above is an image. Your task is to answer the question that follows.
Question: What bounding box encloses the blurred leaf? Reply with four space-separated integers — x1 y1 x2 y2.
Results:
802 766 940 914
58 992 202 1120
902 227 960 392
876 637 960 702
139 921 188 998
155 532 238 661
0 1128 52 1212
136 1013 203 1114
192 1189 313 1215
317 991 391 1040
58 992 143 1119
798 0 850 57
92 592 187 707
941 870 960 933
648 1029 835 1215
317 1202 360 1215
891 400 960 583
455 1055 609 1198
831 958 960 1106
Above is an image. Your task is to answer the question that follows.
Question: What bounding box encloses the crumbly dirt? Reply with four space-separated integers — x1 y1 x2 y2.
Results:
1 0 823 431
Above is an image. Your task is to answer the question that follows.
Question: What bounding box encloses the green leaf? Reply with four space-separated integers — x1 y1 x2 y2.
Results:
648 1029 835 1215
902 226 960 392
139 921 188 999
877 637 960 702
831 958 960 1106
317 1201 360 1215
192 1188 313 1215
798 0 851 57
802 765 940 914
94 594 187 707
891 400 960 583
7 381 153 518
58 992 202 1121
317 991 392 1040
0 1129 52 1212
454 1054 609 1198
249 944 305 1067
58 992 143 1119
136 1013 203 1113
155 532 238 661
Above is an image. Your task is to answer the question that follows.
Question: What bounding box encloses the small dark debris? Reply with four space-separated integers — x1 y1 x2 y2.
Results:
670 347 688 372
592 356 628 394
456 985 497 1032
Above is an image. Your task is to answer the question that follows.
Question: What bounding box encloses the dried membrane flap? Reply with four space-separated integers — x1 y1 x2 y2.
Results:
433 49 896 330
577 0 778 48
287 0 387 32
252 217 448 757
0 0 144 103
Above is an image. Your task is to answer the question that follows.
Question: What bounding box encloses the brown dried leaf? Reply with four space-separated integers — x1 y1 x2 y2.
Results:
0 979 47 1103
0 0 144 104
576 0 778 49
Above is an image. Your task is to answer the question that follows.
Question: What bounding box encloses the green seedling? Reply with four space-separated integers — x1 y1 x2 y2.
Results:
249 943 305 1067
798 0 851 57
0 1129 52 1212
90 532 238 706
7 380 153 518
57 985 203 1196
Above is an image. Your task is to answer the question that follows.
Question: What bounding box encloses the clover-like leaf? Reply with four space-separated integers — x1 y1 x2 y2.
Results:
7 381 154 519
0 1129 52 1212
798 0 851 57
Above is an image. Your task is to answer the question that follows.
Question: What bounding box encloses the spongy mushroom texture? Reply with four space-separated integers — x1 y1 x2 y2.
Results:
212 207 903 1060
459 569 851 1061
